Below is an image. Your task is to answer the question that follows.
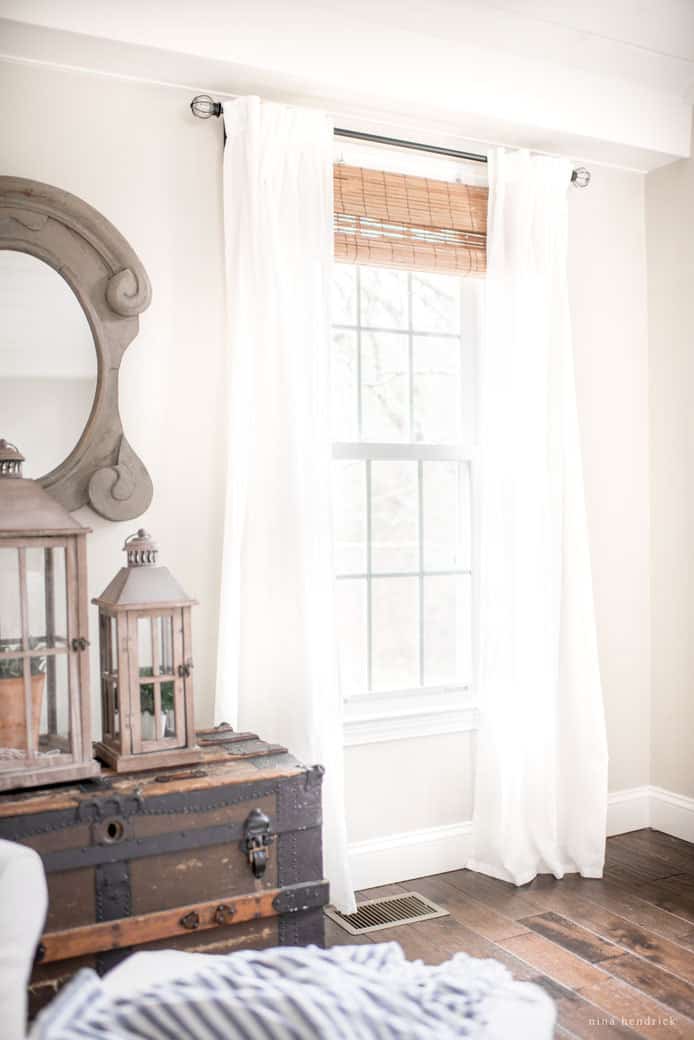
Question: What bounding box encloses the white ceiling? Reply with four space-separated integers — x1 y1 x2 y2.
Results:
0 0 692 169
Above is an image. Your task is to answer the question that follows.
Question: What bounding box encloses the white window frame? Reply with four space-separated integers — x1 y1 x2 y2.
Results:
332 267 482 746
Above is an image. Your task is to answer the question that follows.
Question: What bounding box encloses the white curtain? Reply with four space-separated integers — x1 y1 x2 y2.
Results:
215 96 355 913
468 149 608 886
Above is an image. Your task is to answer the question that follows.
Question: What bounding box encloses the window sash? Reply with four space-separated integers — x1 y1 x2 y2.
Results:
333 447 474 698
331 263 478 703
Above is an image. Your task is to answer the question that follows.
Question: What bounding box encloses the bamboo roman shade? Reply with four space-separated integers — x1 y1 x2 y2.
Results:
334 164 487 275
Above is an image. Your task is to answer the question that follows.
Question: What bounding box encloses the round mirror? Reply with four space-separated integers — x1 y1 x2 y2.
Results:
0 250 97 480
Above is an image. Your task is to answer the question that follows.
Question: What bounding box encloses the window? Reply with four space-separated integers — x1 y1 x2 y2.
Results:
331 262 482 714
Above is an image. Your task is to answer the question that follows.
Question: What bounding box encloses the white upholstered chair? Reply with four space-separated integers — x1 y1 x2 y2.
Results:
0 839 47 1040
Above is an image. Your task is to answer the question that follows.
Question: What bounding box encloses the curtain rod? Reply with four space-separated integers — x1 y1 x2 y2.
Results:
190 95 591 188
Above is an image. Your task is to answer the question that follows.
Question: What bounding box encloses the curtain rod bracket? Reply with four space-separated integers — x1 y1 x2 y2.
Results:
191 94 223 119
190 96 590 186
571 167 591 188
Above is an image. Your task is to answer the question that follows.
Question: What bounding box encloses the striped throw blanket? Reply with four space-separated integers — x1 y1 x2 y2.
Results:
30 942 554 1039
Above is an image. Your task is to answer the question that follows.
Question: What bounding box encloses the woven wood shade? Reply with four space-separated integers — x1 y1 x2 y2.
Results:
334 164 487 275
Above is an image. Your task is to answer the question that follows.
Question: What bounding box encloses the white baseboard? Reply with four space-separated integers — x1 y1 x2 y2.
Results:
650 785 694 843
608 784 694 841
348 820 472 891
348 786 694 892
606 786 651 836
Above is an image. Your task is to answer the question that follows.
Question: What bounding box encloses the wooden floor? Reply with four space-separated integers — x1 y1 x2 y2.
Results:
325 830 694 1039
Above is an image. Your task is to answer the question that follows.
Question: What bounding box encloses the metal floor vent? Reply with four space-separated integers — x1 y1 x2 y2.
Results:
324 892 449 935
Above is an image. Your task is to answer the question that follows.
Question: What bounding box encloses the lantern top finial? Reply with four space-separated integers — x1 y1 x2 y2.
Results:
0 439 25 478
124 529 158 567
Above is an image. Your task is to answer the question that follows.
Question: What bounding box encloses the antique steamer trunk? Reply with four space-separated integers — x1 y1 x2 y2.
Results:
0 729 328 1017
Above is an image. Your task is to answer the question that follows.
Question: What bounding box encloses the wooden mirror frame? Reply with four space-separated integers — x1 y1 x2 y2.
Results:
0 176 153 521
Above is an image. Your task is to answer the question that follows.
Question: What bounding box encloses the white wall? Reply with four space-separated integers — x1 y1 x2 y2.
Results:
0 59 653 873
569 168 651 793
0 59 228 728
646 141 694 800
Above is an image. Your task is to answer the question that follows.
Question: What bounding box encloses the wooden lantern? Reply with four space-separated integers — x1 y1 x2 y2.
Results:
0 439 100 791
93 530 201 771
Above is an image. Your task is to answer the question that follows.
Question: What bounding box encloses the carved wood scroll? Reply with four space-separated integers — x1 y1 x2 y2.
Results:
0 177 153 521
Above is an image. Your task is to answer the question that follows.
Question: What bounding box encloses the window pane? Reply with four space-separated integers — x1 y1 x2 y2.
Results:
422 461 471 571
362 331 408 441
413 335 461 443
335 578 367 696
372 576 418 690
331 329 358 440
332 460 366 575
332 263 357 325
422 574 471 686
371 460 418 573
0 548 21 641
412 272 460 334
360 266 408 330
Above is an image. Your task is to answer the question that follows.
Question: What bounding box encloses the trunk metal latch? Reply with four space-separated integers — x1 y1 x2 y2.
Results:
242 808 274 879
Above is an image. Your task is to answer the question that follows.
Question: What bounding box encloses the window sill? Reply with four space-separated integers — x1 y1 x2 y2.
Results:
343 688 478 747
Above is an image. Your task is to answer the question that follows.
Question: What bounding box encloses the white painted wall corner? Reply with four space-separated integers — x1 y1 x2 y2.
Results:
607 784 694 842
649 787 694 844
606 785 652 835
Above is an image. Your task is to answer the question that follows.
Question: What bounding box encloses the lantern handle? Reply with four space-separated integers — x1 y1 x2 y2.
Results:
124 528 151 545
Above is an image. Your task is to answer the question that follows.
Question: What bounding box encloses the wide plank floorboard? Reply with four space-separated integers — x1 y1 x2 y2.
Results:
610 833 694 877
541 876 694 945
521 910 624 963
325 830 694 1039
636 878 694 925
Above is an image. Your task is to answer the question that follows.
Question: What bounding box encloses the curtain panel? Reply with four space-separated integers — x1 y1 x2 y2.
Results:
215 96 355 912
468 149 608 885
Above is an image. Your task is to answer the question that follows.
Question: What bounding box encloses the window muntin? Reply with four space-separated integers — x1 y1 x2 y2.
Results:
332 264 479 700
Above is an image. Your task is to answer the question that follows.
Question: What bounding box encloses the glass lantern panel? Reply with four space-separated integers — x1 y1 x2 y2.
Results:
25 548 46 648
39 652 71 753
137 617 153 681
99 615 109 678
26 547 68 649
159 617 174 676
139 679 159 740
112 680 120 736
100 678 108 737
161 680 176 737
0 548 21 643
109 616 118 675
102 677 119 740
